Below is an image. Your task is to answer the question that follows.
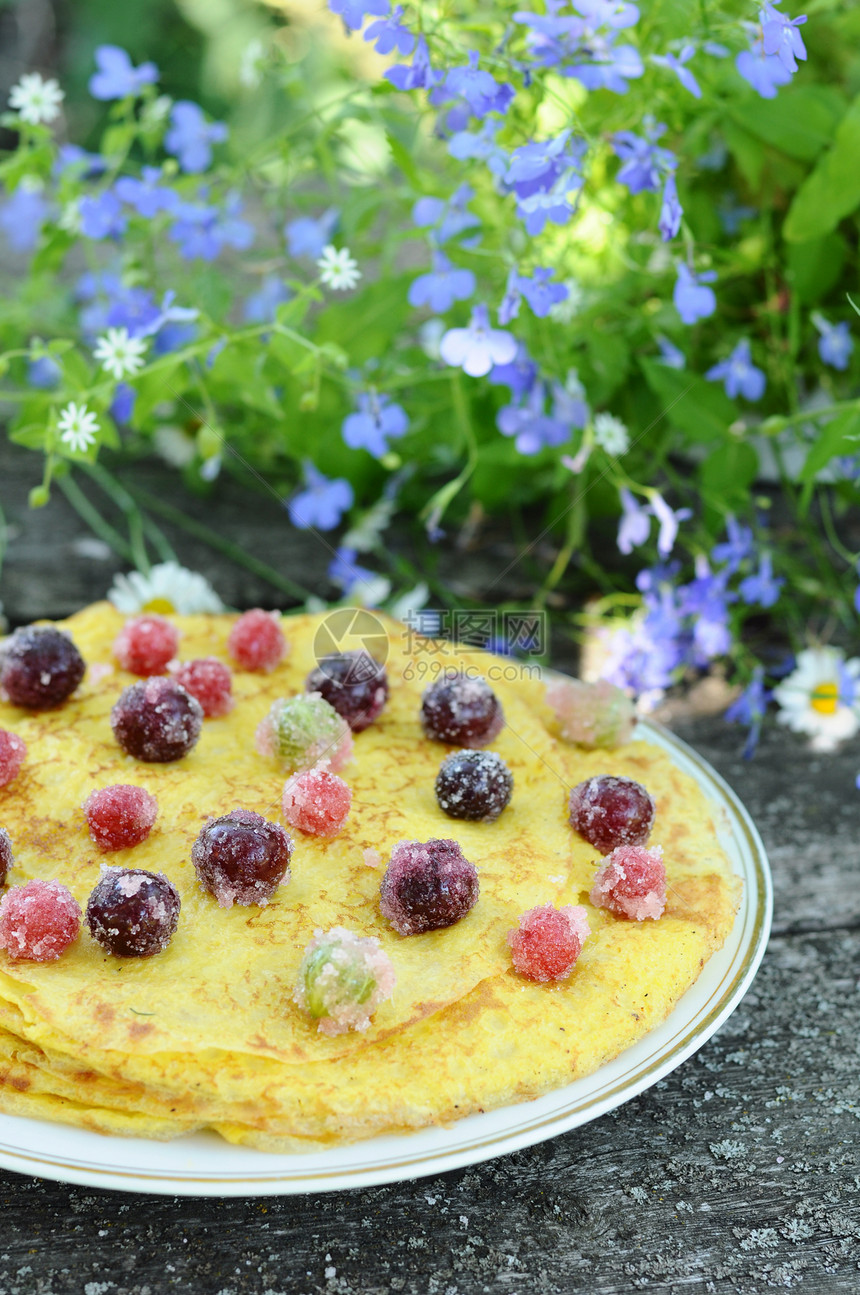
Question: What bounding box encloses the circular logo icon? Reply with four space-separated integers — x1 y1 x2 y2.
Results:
312 608 390 682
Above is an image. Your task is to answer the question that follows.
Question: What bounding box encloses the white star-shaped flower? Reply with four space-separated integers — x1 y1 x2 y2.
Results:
773 646 860 752
593 412 630 457
57 402 99 453
8 72 64 125
316 244 361 292
93 327 147 380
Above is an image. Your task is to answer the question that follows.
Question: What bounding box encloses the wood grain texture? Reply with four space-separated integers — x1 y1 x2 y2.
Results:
0 441 857 1294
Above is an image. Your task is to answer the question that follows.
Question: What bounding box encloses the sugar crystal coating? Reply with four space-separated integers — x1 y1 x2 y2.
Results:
84 784 158 851
113 614 180 676
0 626 85 710
282 768 351 838
255 694 353 773
568 775 655 854
421 672 504 748
86 867 180 957
0 879 81 962
227 609 287 672
111 677 203 762
589 844 666 921
0 729 27 787
171 657 234 717
507 903 590 982
294 926 396 1036
0 828 13 887
435 749 513 822
380 838 479 935
305 651 388 732
545 676 635 749
192 808 293 907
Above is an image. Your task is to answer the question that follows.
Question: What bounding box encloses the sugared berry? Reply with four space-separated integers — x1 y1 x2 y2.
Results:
589 844 666 921
113 615 180 676
192 809 293 907
171 658 233 717
304 651 388 732
256 694 353 772
84 785 158 851
282 768 351 838
435 749 513 822
421 672 504 748
0 879 81 962
294 926 396 1036
0 626 85 710
545 677 635 749
380 838 479 935
507 903 590 982
111 677 203 762
0 730 26 787
0 828 13 887
86 867 180 957
568 775 655 854
227 609 287 672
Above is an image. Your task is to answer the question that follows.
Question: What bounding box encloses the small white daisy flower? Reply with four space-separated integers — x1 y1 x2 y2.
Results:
8 72 64 125
317 244 361 292
57 402 99 453
773 646 860 752
107 561 225 615
93 327 147 380
593 412 630 457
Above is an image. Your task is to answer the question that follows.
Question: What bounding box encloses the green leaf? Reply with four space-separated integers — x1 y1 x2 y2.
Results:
699 441 759 511
722 120 765 190
31 228 75 276
640 360 736 444
799 408 860 483
786 233 847 304
384 129 421 189
132 361 185 424
729 86 845 163
784 94 860 242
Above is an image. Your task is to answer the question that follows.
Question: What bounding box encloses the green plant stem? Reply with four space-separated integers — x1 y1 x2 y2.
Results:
56 477 134 563
80 461 154 575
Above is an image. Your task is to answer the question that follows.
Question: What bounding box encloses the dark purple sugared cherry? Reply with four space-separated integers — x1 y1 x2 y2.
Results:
568 775 655 854
0 828 12 887
111 677 203 763
305 651 388 732
0 626 85 710
380 838 479 935
420 672 504 749
86 867 180 958
435 750 513 823
191 808 293 908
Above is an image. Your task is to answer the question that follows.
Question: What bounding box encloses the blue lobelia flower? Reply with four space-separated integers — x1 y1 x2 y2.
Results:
658 174 683 241
89 46 158 100
738 552 784 608
27 356 62 389
448 119 509 179
505 131 586 235
711 515 755 574
169 193 253 261
329 0 388 32
165 102 228 174
285 209 338 259
328 546 377 593
242 275 291 324
287 462 354 531
439 305 517 378
498 268 522 326
412 184 480 245
79 190 127 240
408 251 476 313
651 45 701 98
705 338 765 400
0 186 52 251
342 392 410 458
655 335 686 369
436 51 515 123
736 40 792 98
673 264 717 325
566 40 643 94
725 667 770 758
386 35 441 92
496 382 569 455
365 6 414 56
616 488 651 555
489 343 538 399
613 120 674 194
760 2 808 74
115 168 179 218
649 491 692 557
110 383 137 426
54 144 108 179
812 314 854 371
518 267 568 317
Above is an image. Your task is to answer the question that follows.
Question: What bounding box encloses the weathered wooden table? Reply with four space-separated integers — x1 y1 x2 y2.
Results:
0 444 858 1294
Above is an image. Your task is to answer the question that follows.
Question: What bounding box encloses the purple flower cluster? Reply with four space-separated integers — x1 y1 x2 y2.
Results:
736 3 807 99
287 462 354 531
342 391 410 458
514 2 644 95
612 118 682 241
706 338 766 401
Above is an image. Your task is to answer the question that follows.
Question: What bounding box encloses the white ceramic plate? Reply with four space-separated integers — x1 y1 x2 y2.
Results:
0 718 772 1196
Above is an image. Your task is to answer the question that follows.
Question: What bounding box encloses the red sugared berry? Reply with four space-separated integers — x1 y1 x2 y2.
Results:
421 672 504 748
589 844 666 921
0 828 12 886
0 626 85 710
83 785 158 851
568 775 655 854
111 677 203 762
0 879 81 962
192 809 293 907
113 614 180 676
282 768 351 837
435 749 513 822
86 867 180 957
227 609 287 672
171 658 233 717
0 730 26 787
304 651 388 732
507 903 590 982
380 838 479 935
